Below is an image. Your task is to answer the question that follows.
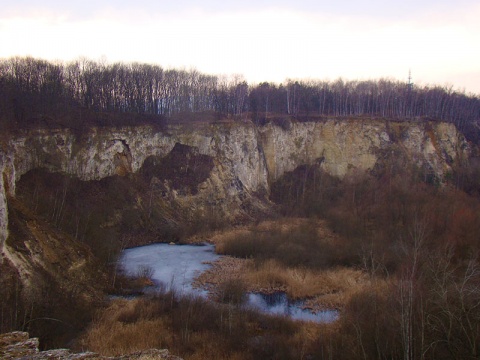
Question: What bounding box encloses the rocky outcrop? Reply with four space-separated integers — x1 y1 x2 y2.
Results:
0 331 183 359
258 120 467 180
0 119 470 259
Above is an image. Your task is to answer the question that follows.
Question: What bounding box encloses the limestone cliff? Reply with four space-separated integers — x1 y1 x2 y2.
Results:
0 119 470 262
258 120 467 180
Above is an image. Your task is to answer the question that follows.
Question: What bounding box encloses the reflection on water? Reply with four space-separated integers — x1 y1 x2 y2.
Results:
246 292 338 322
119 243 338 323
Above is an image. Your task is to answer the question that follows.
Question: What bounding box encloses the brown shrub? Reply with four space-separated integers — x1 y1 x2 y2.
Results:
216 278 248 305
79 292 328 360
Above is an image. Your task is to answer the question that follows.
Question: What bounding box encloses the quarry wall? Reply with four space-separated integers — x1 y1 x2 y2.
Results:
0 119 470 257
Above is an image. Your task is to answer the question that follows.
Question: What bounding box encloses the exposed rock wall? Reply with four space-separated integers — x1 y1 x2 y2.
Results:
258 120 467 180
2 123 269 194
0 119 470 257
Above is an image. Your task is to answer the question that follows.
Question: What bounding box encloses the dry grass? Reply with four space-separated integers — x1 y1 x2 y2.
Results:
210 218 334 249
195 257 369 311
82 319 169 355
194 218 370 311
78 299 172 356
213 218 356 268
77 292 331 360
284 265 368 308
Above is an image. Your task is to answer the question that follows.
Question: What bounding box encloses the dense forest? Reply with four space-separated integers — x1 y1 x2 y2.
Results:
1 56 480 142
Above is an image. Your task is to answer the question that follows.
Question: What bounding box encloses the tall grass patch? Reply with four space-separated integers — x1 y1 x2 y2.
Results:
217 219 356 269
78 290 328 360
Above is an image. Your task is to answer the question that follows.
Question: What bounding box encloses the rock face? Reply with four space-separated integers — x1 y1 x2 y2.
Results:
0 331 183 359
0 119 470 260
258 120 467 180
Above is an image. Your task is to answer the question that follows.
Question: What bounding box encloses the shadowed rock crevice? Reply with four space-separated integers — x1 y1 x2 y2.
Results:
140 143 215 196
112 139 133 176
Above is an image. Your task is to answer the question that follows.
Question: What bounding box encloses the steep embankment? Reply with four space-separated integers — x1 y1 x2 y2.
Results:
0 119 469 259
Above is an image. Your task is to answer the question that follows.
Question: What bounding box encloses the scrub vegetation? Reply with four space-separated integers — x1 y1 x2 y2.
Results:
267 163 480 360
4 137 480 359
78 292 317 360
76 162 480 360
198 220 369 310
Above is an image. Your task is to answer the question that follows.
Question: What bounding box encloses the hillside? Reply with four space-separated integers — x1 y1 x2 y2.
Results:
0 118 476 352
0 57 479 355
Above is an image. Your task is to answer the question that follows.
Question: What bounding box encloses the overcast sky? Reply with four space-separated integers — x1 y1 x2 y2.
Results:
1 0 479 93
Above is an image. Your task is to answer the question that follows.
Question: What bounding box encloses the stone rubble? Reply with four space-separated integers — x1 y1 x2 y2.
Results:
0 331 183 360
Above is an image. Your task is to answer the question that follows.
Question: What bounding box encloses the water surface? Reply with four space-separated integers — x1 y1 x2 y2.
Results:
119 243 338 322
120 243 218 297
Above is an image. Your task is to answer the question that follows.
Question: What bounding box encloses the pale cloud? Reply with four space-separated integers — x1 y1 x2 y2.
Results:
0 2 479 93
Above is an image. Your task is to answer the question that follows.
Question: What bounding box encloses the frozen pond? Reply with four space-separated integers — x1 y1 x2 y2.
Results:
119 243 218 297
119 243 338 323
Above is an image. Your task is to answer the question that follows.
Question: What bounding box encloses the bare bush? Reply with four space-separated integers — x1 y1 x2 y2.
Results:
216 278 248 305
135 265 154 280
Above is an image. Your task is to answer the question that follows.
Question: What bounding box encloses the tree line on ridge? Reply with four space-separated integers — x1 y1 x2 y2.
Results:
1 56 479 141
